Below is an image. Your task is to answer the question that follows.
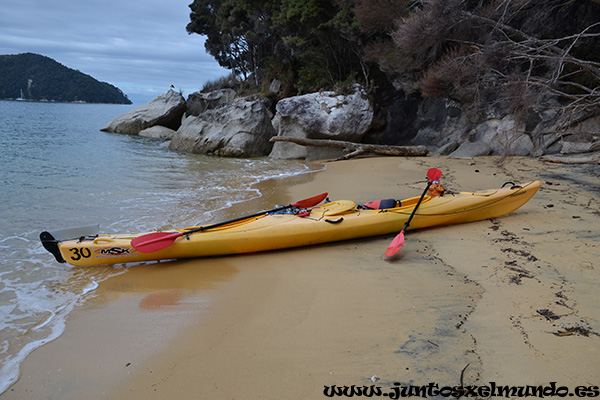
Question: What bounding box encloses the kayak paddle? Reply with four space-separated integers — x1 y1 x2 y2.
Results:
131 192 328 253
384 168 442 258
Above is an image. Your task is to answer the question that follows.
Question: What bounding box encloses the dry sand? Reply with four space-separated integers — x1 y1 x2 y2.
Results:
2 156 599 399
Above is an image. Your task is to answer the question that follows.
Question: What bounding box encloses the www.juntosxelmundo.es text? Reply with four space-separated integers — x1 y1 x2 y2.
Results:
323 382 599 398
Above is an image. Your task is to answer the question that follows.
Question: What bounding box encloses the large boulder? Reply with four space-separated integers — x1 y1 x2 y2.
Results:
101 89 186 134
169 99 275 157
560 115 600 154
475 115 534 156
449 141 492 158
186 89 238 116
269 85 374 160
138 125 177 139
530 109 600 156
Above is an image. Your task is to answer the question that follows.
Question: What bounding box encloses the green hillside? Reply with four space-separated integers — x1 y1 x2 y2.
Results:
0 53 131 104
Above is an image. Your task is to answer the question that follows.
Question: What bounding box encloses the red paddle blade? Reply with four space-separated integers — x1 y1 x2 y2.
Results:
384 230 405 257
292 192 328 208
131 231 182 253
427 168 443 183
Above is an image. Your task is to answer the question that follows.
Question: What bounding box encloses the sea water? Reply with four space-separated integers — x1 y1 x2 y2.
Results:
0 100 321 393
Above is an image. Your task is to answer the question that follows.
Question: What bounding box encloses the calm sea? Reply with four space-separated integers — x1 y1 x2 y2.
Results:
0 100 320 393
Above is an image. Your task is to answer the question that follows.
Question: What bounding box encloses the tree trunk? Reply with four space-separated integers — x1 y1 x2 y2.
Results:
270 137 429 160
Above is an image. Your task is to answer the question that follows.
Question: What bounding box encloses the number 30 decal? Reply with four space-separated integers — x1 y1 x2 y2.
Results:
69 247 91 260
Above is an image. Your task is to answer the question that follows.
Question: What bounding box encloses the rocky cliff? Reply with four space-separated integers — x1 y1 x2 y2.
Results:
100 87 599 163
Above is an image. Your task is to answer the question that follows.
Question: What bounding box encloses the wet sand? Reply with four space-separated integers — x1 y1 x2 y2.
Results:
3 156 599 399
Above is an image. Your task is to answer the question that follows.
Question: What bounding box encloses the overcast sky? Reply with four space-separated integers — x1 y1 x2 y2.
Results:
0 0 230 104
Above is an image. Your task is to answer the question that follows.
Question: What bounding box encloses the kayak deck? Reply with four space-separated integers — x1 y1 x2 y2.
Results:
41 181 541 266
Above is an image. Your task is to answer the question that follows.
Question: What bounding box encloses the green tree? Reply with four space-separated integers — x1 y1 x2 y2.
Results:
187 0 373 93
187 0 278 82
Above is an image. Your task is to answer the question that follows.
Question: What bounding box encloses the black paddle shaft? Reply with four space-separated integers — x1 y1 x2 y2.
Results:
178 192 327 236
184 204 295 235
401 181 433 232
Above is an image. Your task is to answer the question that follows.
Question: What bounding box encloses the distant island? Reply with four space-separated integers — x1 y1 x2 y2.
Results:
0 53 131 104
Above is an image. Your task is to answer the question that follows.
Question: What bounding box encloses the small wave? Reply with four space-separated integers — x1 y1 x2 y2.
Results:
0 260 124 395
81 280 99 296
0 235 30 244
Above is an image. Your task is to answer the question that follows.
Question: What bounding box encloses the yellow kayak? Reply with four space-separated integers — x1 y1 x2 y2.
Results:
41 181 541 267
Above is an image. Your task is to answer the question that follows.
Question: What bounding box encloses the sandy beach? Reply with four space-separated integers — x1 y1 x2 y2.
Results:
3 156 599 399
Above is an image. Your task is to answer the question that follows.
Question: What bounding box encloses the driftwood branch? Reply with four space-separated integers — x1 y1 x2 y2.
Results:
270 136 430 160
540 152 600 165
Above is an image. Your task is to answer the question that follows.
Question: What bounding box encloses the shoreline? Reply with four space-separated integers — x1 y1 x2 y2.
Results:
2 156 598 399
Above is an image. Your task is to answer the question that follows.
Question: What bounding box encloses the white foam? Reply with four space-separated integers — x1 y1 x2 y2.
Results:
0 302 70 394
0 264 124 395
0 154 324 395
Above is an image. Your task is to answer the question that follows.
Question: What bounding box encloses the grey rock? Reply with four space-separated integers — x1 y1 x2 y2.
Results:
477 115 534 156
449 142 492 158
186 89 237 116
561 140 600 154
101 89 185 134
269 79 281 94
139 125 177 139
431 141 459 156
270 86 373 160
169 99 275 157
